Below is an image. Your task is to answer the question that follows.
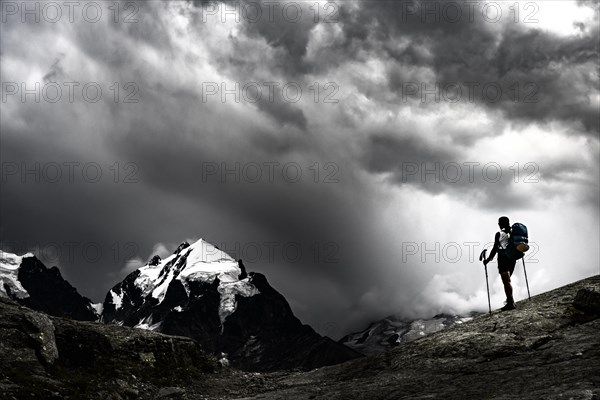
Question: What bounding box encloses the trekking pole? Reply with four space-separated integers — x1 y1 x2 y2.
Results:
522 257 531 300
479 249 492 315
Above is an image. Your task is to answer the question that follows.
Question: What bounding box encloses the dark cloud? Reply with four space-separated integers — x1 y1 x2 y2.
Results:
429 26 600 134
317 1 600 134
191 0 318 75
236 1 317 75
359 132 538 211
255 92 308 130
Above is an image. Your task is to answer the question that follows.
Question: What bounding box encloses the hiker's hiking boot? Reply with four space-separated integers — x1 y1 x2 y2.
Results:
501 302 516 311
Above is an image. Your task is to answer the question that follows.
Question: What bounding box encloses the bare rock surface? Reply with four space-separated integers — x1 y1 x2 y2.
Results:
234 275 600 400
0 297 276 399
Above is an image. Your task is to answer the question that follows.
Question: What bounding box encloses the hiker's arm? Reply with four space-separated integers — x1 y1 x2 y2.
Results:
485 232 500 265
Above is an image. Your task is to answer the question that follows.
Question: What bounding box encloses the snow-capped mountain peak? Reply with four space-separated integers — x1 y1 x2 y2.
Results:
100 236 362 371
135 239 241 297
105 238 259 327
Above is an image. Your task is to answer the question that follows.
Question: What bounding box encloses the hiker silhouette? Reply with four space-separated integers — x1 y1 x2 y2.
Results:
483 216 517 311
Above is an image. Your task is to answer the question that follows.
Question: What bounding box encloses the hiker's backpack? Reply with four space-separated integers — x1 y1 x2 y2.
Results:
505 223 529 260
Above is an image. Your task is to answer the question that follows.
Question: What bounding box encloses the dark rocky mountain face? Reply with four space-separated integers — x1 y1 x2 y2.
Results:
101 239 361 371
218 272 359 371
0 253 97 321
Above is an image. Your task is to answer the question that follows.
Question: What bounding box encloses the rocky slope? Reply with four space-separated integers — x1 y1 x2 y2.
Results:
101 239 361 372
238 274 600 400
0 296 265 400
1 274 598 399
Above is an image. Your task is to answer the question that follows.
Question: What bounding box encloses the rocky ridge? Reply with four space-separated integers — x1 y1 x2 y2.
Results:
1 260 598 399
1 252 97 321
236 274 600 400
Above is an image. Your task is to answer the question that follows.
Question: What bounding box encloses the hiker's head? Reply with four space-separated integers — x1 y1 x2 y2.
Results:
498 216 510 230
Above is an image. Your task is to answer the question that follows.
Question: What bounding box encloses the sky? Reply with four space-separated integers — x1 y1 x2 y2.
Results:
1 0 599 339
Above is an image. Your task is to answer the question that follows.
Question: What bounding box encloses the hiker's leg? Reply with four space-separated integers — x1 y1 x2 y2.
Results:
501 271 514 304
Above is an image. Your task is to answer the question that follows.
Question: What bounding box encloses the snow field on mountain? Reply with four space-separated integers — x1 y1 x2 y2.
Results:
128 239 260 324
0 252 33 299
